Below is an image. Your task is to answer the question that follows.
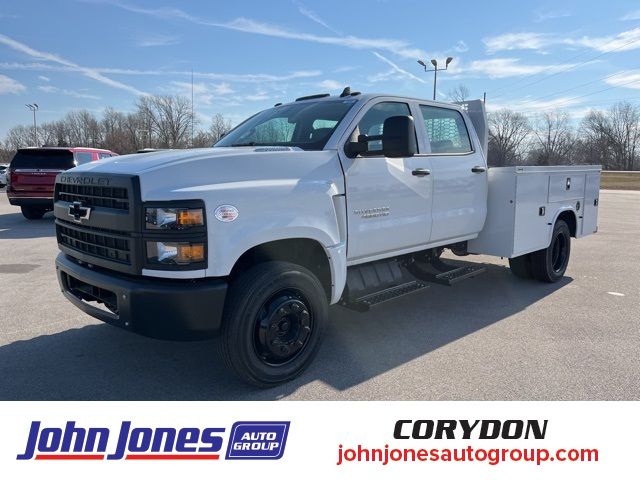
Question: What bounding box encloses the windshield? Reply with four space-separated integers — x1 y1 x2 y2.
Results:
214 100 355 150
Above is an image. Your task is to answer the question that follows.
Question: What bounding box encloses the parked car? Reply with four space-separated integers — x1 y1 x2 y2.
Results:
6 147 118 219
52 90 600 386
0 163 8 188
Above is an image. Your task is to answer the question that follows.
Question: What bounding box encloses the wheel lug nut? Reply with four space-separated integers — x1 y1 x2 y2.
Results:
278 308 286 316
280 346 289 354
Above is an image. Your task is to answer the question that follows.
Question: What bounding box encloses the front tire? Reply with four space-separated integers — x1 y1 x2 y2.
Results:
530 220 571 283
218 261 328 387
20 206 46 219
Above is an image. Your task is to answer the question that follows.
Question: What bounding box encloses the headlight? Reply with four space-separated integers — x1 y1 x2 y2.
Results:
146 241 205 265
145 207 204 230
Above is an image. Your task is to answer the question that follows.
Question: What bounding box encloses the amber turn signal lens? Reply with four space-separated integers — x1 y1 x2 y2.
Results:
176 243 205 263
177 209 204 226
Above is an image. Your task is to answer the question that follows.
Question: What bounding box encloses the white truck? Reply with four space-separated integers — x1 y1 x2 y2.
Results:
53 89 601 386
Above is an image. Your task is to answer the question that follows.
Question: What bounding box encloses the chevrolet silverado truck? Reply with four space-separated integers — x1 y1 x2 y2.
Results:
53 89 600 386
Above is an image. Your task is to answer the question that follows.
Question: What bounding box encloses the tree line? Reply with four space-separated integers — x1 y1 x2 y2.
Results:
487 102 640 170
0 94 232 163
2 91 640 171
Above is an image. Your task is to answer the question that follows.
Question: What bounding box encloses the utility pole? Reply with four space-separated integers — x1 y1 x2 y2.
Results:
417 58 453 101
26 103 39 145
191 68 194 148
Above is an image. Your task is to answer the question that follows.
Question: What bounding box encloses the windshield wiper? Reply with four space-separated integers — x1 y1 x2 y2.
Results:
229 142 258 147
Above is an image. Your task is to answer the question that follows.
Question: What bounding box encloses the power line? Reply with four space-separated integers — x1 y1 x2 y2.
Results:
512 70 633 108
513 78 640 115
489 31 640 98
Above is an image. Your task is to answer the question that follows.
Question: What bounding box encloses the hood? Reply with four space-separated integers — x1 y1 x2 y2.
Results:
67 147 344 201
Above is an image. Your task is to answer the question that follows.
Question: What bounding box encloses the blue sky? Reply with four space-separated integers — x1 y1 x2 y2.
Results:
2 0 640 137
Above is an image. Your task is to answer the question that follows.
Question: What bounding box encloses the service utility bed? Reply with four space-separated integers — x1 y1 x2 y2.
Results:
467 165 601 259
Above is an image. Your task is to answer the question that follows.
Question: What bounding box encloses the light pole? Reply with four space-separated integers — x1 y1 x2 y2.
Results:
26 103 39 146
417 57 453 100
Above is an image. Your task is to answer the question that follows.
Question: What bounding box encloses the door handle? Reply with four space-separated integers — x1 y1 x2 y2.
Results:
412 168 431 177
471 166 486 173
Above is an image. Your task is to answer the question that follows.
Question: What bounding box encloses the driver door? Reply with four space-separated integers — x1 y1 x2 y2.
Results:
338 100 434 262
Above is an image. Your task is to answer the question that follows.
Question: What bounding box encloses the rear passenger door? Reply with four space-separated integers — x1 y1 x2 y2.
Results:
419 105 487 243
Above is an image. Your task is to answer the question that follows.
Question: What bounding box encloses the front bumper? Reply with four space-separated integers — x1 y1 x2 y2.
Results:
55 253 227 340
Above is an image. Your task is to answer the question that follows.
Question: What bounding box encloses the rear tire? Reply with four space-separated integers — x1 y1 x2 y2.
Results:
20 206 46 220
218 261 328 387
509 254 533 279
530 220 571 283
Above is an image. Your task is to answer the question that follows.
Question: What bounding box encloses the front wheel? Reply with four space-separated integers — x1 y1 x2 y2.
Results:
218 261 328 387
530 220 571 283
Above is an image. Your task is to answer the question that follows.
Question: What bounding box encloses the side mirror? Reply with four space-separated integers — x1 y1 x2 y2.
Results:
382 115 417 158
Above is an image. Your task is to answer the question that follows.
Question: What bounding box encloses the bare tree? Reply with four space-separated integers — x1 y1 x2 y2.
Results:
488 109 531 167
448 84 470 103
581 102 640 170
136 95 194 148
529 111 574 166
209 113 233 144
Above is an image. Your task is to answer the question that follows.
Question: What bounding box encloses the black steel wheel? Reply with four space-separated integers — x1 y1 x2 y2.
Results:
254 288 313 366
530 220 571 283
218 261 328 387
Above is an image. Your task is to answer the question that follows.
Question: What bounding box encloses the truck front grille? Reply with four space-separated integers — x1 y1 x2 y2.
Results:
57 220 131 265
57 183 129 211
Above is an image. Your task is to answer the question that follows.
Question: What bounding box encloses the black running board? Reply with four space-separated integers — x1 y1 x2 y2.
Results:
342 280 429 311
407 258 486 286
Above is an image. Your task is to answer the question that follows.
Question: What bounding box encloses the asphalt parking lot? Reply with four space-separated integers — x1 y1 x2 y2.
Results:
0 190 638 400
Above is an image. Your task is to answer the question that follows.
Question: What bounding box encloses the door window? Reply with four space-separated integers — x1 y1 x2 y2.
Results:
351 102 412 155
420 106 472 154
74 152 94 165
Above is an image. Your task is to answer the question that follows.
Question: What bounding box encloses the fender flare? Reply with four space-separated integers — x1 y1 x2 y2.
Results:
546 207 578 246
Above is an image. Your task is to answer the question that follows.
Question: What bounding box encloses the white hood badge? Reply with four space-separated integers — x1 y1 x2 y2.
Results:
214 205 239 222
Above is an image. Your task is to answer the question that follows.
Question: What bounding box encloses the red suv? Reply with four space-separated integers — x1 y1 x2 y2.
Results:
6 147 118 219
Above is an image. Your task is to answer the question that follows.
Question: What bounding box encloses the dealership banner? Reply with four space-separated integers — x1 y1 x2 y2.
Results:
0 401 635 478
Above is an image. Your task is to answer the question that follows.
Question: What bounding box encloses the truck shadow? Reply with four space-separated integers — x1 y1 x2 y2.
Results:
0 262 572 400
0 211 56 239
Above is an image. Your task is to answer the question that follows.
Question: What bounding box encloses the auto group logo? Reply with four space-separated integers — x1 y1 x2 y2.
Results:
16 420 290 461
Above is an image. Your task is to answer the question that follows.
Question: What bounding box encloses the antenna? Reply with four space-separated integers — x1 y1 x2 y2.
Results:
191 68 194 148
340 86 351 97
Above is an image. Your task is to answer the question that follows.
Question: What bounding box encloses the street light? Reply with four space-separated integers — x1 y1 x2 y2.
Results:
26 103 39 146
417 57 454 100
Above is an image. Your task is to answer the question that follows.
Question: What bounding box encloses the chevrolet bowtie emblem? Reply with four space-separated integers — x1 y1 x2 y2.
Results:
68 201 91 222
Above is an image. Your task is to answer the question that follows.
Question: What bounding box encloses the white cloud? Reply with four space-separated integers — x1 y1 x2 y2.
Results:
0 33 147 96
372 52 425 83
484 32 555 53
317 79 343 90
464 58 580 78
484 27 640 54
295 2 340 34
0 73 25 94
604 70 640 90
37 85 101 99
621 9 640 21
0 61 322 83
454 40 469 53
168 81 236 105
534 10 571 22
570 27 640 52
100 0 427 59
486 96 584 115
136 34 180 47
38 75 50 82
